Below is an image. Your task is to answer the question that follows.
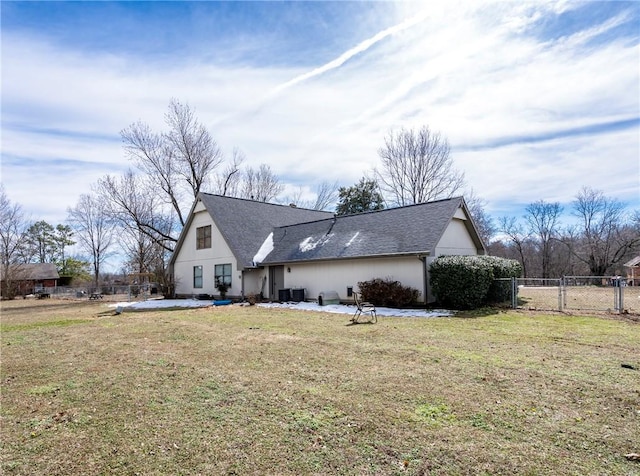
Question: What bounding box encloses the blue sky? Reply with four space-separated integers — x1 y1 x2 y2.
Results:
2 0 639 229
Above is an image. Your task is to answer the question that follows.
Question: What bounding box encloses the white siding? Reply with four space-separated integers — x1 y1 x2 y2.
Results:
434 218 477 256
243 269 268 298
279 256 426 303
173 210 241 296
427 214 481 302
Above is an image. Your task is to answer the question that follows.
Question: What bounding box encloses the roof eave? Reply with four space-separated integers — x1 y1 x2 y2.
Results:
259 250 431 266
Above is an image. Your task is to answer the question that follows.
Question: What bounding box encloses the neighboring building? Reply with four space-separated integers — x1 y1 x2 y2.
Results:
0 263 60 298
624 256 640 286
169 193 486 304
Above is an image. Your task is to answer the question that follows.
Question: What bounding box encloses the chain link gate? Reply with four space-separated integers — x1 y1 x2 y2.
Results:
562 276 626 313
512 278 563 311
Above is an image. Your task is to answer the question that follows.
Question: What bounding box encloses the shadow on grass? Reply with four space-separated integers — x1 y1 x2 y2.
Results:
453 307 505 318
345 320 376 326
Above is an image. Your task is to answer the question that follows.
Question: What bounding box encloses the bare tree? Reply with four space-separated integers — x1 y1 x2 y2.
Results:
284 181 339 211
164 99 223 200
97 173 173 290
498 216 531 278
376 126 465 206
524 200 563 279
311 181 339 211
213 148 245 197
465 190 495 245
96 172 176 253
120 98 223 227
570 187 640 276
0 186 28 298
119 226 168 288
67 194 116 287
241 164 284 202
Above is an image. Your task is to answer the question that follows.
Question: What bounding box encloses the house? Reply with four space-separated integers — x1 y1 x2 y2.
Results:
624 256 640 286
169 193 486 304
0 263 60 298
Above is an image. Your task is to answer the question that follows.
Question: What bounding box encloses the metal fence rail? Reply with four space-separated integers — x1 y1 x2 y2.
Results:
32 284 158 302
505 276 638 314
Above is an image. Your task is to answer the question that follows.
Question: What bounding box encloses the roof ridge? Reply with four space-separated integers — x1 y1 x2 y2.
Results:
199 192 333 214
333 196 462 218
274 196 463 230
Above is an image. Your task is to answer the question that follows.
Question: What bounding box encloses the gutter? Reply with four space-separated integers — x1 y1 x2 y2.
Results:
260 250 431 267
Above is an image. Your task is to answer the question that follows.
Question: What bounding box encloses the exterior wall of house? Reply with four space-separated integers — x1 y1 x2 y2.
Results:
433 218 478 256
242 269 268 298
173 209 242 298
279 256 425 303
424 216 481 301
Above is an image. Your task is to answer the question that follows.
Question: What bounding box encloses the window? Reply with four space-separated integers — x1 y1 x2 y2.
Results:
193 266 203 288
196 225 211 249
215 264 232 288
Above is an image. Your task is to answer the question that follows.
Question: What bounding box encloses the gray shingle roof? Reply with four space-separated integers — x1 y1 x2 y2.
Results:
0 263 60 281
260 197 474 264
198 194 333 268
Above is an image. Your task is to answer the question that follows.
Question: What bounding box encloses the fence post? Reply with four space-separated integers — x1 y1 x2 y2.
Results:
614 278 623 312
559 277 564 312
511 277 517 309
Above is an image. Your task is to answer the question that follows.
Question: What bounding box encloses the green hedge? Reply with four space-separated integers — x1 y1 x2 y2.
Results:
482 256 522 303
429 255 522 310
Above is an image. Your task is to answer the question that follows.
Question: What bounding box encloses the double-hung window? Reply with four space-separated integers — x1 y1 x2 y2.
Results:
193 266 203 288
214 264 232 288
196 225 211 249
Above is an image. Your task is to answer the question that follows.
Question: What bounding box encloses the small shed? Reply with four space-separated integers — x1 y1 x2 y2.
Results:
624 256 640 286
0 263 60 297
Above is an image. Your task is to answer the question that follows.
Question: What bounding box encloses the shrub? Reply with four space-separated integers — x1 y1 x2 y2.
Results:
358 278 420 308
429 256 494 310
216 280 229 299
481 256 522 303
429 255 523 309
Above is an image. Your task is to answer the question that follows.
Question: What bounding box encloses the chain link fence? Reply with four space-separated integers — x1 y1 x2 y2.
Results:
30 284 161 302
501 276 639 314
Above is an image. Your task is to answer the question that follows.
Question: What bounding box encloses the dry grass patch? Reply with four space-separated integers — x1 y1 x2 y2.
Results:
1 298 639 475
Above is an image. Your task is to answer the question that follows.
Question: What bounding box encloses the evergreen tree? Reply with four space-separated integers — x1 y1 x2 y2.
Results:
335 178 385 215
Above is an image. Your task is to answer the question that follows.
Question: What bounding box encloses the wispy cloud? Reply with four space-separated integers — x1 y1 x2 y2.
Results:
268 10 429 97
457 117 640 151
1 1 638 226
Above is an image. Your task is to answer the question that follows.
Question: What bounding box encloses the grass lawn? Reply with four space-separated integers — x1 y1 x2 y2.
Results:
1 299 639 475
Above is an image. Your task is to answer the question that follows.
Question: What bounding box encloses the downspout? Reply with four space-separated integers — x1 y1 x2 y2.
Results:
419 254 430 307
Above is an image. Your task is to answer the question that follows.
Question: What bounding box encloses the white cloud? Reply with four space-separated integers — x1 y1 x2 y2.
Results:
1 0 638 230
